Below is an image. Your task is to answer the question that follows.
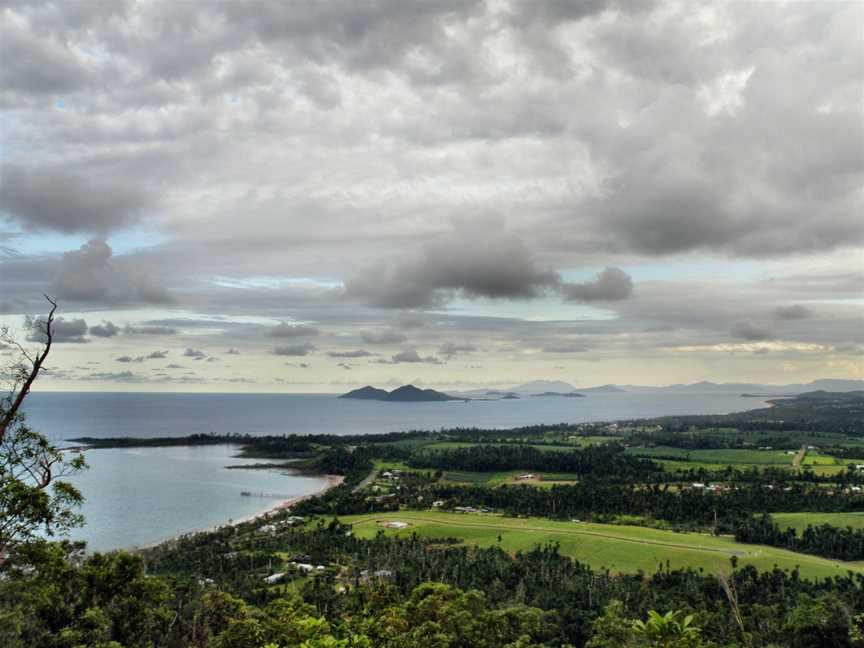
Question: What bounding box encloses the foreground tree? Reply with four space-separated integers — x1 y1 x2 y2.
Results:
0 298 85 562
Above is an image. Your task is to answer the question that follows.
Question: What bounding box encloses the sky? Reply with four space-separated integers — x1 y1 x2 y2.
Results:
0 0 862 393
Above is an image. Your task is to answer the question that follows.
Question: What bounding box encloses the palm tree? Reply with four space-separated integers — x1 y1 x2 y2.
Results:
632 610 703 648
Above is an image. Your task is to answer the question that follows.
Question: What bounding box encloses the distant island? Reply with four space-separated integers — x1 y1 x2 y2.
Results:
528 391 586 398
339 384 461 402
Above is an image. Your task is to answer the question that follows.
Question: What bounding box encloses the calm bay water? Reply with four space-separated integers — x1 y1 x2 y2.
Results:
23 391 764 551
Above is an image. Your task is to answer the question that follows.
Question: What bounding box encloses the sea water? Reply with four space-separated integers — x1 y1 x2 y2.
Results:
22 391 764 550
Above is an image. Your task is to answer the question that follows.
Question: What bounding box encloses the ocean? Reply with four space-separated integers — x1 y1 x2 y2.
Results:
23 391 765 551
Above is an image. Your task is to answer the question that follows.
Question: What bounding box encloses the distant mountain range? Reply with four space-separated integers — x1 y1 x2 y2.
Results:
340 384 460 402
612 379 864 394
456 378 864 398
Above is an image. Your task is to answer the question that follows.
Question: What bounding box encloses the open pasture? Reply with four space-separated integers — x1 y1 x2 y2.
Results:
338 511 864 580
772 512 864 532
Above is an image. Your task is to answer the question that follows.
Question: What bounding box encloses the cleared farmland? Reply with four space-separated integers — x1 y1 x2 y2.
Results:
337 511 864 580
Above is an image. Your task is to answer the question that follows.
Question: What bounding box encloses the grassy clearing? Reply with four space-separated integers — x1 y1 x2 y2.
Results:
440 470 581 486
627 446 795 465
772 512 864 532
336 511 864 580
424 441 586 453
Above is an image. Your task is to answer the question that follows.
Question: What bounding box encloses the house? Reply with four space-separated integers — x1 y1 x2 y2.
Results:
263 572 285 584
432 500 445 508
291 562 326 573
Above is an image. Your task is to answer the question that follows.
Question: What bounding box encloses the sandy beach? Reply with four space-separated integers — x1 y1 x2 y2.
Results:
232 473 345 526
136 473 345 551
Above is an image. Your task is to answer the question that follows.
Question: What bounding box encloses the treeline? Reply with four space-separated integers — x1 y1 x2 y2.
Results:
140 518 864 647
408 443 661 477
423 481 864 530
736 513 864 561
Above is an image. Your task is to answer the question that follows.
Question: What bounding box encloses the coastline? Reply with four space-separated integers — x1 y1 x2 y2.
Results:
135 473 344 552
233 473 345 526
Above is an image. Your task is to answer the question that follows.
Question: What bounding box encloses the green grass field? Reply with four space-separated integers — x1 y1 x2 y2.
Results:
440 470 581 486
424 441 586 453
336 511 864 580
772 512 864 532
626 446 795 465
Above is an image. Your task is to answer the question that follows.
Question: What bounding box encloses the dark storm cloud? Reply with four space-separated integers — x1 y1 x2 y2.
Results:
89 321 120 337
773 304 812 320
269 323 320 338
183 348 207 360
0 164 147 234
28 316 88 343
346 230 560 309
731 321 773 342
273 343 316 356
562 267 633 302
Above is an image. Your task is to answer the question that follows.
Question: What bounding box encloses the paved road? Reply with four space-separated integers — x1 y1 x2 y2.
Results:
352 468 378 493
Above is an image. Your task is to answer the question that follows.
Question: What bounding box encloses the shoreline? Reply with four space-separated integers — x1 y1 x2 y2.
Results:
134 473 345 552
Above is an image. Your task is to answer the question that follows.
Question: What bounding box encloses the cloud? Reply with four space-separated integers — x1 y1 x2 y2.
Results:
28 316 88 343
562 267 634 302
773 304 812 320
85 371 138 382
273 343 316 356
269 322 320 338
117 350 169 363
834 343 863 355
183 348 207 359
2 1 861 387
731 321 773 341
390 349 443 364
328 349 373 358
438 342 477 357
337 362 352 370
89 321 120 337
124 325 178 336
394 313 428 329
361 330 408 344
226 348 241 354
346 230 559 309
52 239 174 305
542 342 590 353
0 164 147 234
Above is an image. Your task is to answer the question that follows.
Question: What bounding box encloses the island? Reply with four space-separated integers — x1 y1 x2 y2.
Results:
528 391 586 398
339 384 461 402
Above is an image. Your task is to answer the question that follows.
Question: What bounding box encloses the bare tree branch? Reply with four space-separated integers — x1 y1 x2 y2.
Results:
0 295 57 443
